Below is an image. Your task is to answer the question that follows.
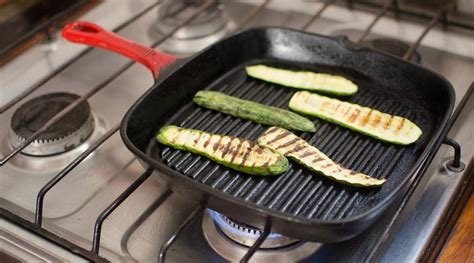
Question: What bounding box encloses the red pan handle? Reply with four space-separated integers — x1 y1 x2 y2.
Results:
62 21 177 79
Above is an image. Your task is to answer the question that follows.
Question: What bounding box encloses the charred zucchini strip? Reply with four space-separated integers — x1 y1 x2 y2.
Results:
258 127 385 187
246 65 358 96
289 91 422 145
193 91 315 132
157 126 289 176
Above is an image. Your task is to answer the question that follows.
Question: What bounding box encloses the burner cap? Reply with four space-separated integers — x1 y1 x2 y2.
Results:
209 210 298 249
157 0 227 39
203 210 319 262
363 38 421 64
9 92 94 156
154 0 233 55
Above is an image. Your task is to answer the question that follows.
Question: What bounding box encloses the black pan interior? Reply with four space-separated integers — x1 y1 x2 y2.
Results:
121 28 453 239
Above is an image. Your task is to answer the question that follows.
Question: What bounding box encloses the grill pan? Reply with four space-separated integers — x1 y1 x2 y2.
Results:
62 22 454 242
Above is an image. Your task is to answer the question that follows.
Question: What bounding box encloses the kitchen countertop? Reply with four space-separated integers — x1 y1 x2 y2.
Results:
438 190 474 262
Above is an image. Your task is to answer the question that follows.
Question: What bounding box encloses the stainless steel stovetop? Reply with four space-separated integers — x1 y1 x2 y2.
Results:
0 1 472 262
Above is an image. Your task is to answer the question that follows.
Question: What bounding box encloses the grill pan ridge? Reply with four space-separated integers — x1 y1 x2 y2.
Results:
121 27 454 242
154 65 425 220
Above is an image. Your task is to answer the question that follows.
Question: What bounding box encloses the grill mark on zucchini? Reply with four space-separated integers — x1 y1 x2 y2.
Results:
289 91 422 145
384 116 393 130
213 136 223 152
342 106 352 118
372 114 382 128
361 109 373 127
194 132 203 145
396 118 405 134
313 156 325 163
157 126 288 176
275 138 300 150
300 151 316 158
267 129 292 145
284 144 307 155
193 91 315 132
241 145 253 166
230 138 244 164
348 108 361 123
258 127 386 187
203 135 213 148
221 138 234 158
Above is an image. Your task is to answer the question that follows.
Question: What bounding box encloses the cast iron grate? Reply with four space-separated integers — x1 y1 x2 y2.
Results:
158 63 428 221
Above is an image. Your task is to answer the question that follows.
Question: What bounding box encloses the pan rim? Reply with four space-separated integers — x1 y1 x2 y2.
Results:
119 26 455 228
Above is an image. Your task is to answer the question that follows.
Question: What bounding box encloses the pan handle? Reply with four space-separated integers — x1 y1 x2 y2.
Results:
62 21 177 79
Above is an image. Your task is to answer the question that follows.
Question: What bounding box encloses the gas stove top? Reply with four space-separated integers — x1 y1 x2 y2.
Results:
0 1 472 262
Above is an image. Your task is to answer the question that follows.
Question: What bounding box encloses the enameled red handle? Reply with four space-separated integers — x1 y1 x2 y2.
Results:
62 21 177 79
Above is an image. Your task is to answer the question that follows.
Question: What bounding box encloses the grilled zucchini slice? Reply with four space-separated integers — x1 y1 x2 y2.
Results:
157 126 289 176
289 91 422 145
258 127 385 187
193 91 316 132
246 65 358 96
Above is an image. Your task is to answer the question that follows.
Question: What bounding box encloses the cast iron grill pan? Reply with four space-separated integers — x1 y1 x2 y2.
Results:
122 28 453 242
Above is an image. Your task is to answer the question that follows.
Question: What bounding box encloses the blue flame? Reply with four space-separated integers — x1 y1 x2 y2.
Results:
208 209 283 239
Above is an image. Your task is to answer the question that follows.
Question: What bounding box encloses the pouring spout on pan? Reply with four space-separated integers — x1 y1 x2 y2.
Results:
62 21 177 79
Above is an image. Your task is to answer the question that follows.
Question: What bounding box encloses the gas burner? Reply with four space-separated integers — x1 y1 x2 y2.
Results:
363 38 422 64
154 0 235 55
214 211 298 248
9 92 94 156
203 210 319 262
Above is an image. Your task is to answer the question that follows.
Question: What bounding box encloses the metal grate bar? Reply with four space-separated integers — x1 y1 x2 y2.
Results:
92 167 155 253
0 1 161 114
0 207 108 262
35 123 120 225
235 0 271 30
158 206 204 263
240 219 271 263
403 9 444 60
301 0 337 31
0 0 89 57
357 0 395 43
0 0 216 167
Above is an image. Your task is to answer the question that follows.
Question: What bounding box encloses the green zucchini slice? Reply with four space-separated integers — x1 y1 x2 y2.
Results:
193 91 316 132
258 127 386 187
157 125 289 176
289 91 422 145
246 64 358 96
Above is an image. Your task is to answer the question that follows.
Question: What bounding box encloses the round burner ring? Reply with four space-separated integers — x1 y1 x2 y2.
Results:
215 212 298 248
202 210 320 262
362 38 422 64
208 210 299 248
9 92 94 156
156 0 227 39
153 0 235 55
